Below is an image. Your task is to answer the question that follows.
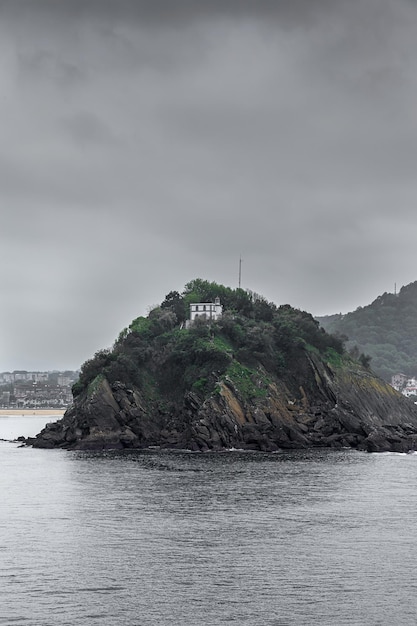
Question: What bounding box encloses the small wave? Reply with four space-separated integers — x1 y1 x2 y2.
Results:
379 451 413 456
76 585 125 593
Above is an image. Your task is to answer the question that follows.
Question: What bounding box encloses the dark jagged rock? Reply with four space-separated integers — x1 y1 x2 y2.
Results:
27 352 417 453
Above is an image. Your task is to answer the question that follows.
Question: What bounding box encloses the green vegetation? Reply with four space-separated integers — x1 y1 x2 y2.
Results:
324 347 346 369
225 361 271 401
317 281 417 380
74 278 347 403
87 373 105 398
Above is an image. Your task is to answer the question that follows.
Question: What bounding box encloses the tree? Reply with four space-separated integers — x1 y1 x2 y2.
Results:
161 291 186 324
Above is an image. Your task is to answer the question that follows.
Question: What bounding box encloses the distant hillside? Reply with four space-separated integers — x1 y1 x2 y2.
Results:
317 281 417 381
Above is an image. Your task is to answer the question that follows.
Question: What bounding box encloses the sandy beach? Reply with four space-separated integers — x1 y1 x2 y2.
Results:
0 409 66 416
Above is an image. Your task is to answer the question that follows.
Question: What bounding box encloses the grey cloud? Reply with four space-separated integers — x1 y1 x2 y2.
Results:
17 50 84 87
61 111 116 146
0 0 345 24
1 0 417 370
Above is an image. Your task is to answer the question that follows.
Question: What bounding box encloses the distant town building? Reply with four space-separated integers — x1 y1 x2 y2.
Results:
391 373 417 398
391 373 408 391
0 370 48 384
0 369 78 408
57 375 72 387
403 386 417 398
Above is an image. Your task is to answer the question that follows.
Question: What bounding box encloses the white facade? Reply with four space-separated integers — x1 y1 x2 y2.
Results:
188 297 223 324
391 373 408 390
391 374 417 397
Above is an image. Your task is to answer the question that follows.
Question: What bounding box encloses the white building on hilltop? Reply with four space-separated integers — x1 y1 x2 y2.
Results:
186 296 223 327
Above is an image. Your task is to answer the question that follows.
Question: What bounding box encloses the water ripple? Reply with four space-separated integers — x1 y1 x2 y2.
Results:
1 444 417 624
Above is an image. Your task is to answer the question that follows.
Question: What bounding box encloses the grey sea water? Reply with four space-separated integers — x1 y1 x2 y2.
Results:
1 415 417 625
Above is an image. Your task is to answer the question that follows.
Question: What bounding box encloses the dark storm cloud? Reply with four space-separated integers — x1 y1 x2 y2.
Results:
0 0 341 24
1 0 417 371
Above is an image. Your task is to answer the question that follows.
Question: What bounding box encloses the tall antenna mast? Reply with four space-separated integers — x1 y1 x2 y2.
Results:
238 256 242 289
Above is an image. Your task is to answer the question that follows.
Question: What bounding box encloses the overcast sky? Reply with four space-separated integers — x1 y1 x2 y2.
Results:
1 0 416 371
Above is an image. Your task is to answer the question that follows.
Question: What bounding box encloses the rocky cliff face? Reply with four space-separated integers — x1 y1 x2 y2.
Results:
28 353 417 453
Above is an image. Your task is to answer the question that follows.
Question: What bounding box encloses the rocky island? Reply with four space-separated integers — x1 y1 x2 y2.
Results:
28 279 417 453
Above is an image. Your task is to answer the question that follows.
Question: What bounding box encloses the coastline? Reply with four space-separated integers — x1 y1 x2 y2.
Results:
0 409 66 416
